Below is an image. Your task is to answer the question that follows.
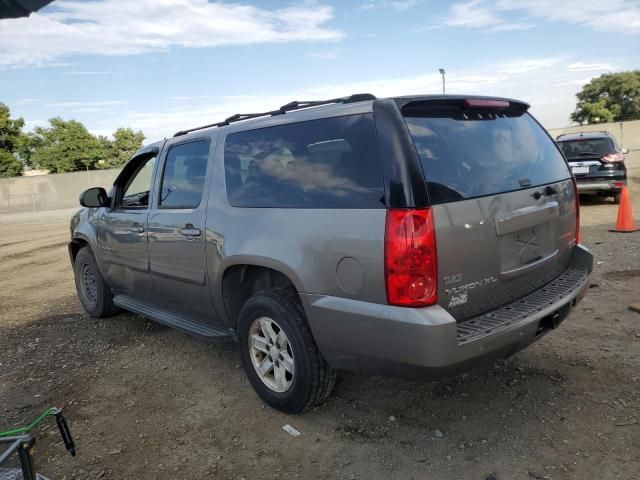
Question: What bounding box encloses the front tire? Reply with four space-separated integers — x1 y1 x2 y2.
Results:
238 288 336 413
73 246 118 318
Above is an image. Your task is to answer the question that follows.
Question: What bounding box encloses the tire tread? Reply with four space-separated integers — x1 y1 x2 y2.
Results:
265 288 336 411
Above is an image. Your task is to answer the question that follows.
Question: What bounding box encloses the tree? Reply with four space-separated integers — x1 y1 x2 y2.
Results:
19 130 43 169
0 150 22 177
29 118 108 173
571 70 640 124
0 102 26 177
1 105 146 174
98 127 145 169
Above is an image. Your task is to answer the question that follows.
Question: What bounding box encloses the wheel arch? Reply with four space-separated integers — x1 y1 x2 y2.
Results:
68 233 109 281
219 256 306 327
68 233 92 264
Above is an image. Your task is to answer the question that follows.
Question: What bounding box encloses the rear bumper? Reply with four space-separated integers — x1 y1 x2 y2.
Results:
302 245 593 379
576 178 626 194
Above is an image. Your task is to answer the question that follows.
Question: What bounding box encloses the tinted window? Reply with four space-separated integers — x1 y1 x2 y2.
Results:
557 138 615 159
405 112 571 204
159 140 209 209
224 114 384 208
120 155 156 208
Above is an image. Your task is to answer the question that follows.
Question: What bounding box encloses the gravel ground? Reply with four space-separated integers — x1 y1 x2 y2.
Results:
1 156 639 480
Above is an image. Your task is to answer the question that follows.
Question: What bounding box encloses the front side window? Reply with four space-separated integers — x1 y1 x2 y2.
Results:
159 140 210 209
119 155 156 208
224 114 385 208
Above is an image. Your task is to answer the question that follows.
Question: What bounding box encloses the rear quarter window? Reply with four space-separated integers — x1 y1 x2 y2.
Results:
224 114 385 208
405 112 571 204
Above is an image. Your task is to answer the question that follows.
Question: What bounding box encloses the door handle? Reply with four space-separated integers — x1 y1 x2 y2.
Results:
129 224 145 234
180 224 201 237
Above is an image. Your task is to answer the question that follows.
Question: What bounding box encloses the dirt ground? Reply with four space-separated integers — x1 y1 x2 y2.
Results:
1 162 639 480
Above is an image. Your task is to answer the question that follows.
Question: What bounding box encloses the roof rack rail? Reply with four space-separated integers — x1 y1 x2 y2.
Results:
173 93 376 137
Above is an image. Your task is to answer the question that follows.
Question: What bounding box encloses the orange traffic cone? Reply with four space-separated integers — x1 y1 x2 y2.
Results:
609 187 639 233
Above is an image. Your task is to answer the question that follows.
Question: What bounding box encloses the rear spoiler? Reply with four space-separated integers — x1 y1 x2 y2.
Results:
396 96 530 116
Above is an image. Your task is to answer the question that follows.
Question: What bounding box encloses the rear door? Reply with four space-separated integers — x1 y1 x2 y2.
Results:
402 99 576 320
147 138 218 323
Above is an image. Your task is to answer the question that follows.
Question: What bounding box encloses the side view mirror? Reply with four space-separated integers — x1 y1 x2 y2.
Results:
79 187 109 208
621 147 629 155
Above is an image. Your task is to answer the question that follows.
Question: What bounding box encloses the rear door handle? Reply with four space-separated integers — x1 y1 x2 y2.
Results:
180 224 201 237
129 224 145 234
495 201 559 236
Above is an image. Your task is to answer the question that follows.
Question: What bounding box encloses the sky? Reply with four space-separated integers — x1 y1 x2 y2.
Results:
0 0 638 141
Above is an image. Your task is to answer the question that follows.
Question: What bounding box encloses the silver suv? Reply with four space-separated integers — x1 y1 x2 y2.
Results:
70 94 593 413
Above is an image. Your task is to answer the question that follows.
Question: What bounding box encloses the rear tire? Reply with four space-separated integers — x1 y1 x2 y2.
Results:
74 246 118 318
238 288 336 413
613 193 621 205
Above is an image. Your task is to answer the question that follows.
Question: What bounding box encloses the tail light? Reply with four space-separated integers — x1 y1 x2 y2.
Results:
571 175 580 244
601 152 624 163
464 99 509 109
384 208 438 307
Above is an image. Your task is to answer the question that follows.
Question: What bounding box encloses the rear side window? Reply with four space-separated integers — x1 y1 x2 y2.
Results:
224 114 384 208
557 138 615 159
159 140 210 209
404 112 570 204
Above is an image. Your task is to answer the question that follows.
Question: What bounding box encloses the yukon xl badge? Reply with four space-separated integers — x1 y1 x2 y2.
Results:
445 276 498 308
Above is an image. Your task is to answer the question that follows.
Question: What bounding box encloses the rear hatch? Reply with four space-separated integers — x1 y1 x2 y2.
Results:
556 137 625 179
401 97 577 321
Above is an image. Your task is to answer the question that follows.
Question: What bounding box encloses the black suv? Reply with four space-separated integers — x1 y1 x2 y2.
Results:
556 131 628 203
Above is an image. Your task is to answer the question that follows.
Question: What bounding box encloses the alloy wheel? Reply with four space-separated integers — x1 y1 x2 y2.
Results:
248 316 295 393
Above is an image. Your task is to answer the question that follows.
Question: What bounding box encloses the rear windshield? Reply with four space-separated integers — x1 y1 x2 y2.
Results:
557 138 615 160
404 111 571 204
224 114 385 208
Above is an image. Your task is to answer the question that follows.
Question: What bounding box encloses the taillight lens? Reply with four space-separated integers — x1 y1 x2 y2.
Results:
571 176 580 244
601 152 624 163
384 208 438 307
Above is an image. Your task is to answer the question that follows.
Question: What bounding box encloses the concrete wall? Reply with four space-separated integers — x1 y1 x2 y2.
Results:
547 119 640 151
0 168 121 214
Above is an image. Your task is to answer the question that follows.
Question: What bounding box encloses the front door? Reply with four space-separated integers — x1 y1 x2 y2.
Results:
147 138 218 323
96 152 158 297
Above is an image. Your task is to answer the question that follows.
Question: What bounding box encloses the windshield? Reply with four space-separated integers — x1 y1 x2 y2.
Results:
557 138 615 159
404 112 571 204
